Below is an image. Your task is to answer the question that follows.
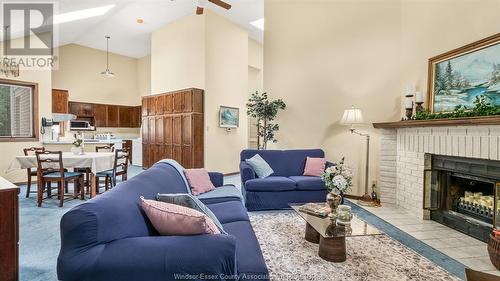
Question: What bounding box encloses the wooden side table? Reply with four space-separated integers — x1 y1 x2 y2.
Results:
0 176 19 281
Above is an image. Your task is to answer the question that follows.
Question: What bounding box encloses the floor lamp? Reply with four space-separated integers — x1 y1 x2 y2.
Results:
340 106 374 205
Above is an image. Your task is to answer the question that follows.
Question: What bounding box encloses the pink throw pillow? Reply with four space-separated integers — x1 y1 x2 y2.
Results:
184 168 215 195
141 197 220 235
303 157 327 176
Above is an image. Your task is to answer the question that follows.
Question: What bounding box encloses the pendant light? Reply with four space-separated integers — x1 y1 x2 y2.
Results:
101 35 115 77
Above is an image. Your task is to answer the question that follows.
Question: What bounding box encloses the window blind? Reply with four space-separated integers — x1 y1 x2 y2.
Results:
0 83 33 138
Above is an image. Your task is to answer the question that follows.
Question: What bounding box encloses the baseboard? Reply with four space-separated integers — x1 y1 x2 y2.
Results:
223 172 239 176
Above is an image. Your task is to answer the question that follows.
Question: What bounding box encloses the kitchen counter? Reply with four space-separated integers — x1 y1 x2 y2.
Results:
42 139 126 145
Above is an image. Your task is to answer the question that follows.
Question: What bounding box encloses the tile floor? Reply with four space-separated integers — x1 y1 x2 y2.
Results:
357 202 498 276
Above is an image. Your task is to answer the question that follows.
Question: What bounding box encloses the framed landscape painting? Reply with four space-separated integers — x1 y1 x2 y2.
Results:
428 33 500 113
219 106 239 128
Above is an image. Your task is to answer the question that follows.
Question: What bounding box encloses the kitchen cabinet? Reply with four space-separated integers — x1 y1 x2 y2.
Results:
93 104 107 127
69 101 140 128
106 105 119 127
0 177 19 281
51 89 68 113
141 88 204 169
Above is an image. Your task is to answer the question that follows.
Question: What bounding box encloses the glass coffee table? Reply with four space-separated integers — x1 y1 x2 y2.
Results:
290 203 383 262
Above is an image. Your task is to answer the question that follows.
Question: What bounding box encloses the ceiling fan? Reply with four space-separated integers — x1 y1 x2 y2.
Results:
196 0 231 15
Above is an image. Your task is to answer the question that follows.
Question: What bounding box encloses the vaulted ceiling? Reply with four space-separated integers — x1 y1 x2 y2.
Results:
5 0 263 58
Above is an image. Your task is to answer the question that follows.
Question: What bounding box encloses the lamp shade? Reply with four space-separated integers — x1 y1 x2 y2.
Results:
340 106 364 126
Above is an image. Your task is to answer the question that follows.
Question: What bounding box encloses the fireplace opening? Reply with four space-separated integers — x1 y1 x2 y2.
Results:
424 155 500 242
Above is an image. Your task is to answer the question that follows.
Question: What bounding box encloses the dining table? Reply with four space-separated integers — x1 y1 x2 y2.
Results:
11 152 115 199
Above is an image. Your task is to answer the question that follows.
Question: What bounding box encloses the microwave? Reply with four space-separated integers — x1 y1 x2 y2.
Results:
70 120 95 131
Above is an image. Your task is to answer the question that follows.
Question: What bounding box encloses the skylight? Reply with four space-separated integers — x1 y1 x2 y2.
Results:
53 5 115 24
250 18 264 31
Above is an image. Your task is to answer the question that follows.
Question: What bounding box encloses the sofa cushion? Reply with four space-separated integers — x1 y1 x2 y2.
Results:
289 176 326 191
222 221 269 280
240 149 325 177
245 154 274 178
141 198 220 235
156 193 226 234
184 168 215 195
303 157 326 176
245 176 296 192
207 201 250 224
197 185 243 205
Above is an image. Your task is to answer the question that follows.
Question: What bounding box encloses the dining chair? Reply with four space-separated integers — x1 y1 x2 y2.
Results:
96 145 115 152
95 148 130 192
35 151 85 207
23 147 45 198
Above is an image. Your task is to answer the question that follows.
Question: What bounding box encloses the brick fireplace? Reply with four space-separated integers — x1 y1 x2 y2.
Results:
375 121 500 240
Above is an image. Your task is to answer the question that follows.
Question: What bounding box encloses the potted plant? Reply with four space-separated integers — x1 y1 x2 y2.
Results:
71 135 84 155
321 158 353 220
246 91 286 150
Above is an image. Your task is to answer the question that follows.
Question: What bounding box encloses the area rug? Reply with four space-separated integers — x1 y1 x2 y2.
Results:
249 211 461 281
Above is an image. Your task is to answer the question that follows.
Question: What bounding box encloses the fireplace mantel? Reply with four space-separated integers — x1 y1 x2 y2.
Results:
373 115 500 129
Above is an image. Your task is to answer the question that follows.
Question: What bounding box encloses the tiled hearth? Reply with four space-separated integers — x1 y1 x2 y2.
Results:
357 203 498 276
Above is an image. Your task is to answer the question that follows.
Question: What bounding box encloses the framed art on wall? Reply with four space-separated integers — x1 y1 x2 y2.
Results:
428 33 500 113
219 106 239 128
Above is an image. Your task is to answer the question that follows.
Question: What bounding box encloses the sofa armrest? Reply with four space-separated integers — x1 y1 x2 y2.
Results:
239 161 256 185
326 161 336 169
58 235 237 281
208 172 224 187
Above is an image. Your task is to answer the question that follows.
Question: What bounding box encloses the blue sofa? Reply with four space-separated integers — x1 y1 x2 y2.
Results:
57 161 268 281
240 149 330 211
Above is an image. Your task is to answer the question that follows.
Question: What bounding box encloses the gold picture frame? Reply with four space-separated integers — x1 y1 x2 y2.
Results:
427 33 500 113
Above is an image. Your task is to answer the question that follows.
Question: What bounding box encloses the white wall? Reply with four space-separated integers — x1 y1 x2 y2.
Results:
150 12 250 173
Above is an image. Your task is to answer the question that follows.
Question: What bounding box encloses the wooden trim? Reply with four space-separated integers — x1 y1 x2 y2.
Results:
373 115 500 129
0 78 39 142
343 194 363 200
223 172 239 176
427 32 500 112
142 88 205 99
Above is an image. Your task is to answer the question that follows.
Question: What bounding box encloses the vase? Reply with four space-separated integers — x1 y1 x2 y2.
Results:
326 192 342 222
71 146 83 155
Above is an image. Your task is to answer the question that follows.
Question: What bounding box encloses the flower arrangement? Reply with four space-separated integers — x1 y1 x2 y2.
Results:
321 157 353 195
72 137 82 147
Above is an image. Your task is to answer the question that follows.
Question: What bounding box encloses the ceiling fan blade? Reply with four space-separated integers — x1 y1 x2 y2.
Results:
208 0 231 10
196 6 204 14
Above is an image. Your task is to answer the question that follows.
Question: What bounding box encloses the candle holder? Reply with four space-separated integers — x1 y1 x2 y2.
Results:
415 101 424 113
405 94 414 120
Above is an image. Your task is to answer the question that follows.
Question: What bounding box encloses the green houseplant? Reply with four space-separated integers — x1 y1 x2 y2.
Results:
246 91 286 150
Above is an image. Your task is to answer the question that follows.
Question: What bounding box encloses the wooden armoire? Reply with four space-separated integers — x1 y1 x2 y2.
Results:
141 88 204 169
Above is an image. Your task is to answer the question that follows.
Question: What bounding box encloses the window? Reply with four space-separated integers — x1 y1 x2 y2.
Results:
0 80 38 141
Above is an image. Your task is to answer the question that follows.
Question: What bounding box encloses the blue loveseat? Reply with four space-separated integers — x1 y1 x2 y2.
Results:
240 149 330 211
57 160 268 281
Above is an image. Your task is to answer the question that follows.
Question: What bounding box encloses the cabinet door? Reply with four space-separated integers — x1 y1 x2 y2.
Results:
192 114 204 168
165 94 173 114
51 89 68 113
142 144 149 168
68 102 81 116
163 116 173 145
183 91 192 113
155 95 165 115
142 117 149 143
118 106 133 128
148 97 155 116
142 98 148 116
164 145 173 160
81 103 94 116
93 104 107 127
182 115 192 145
148 117 156 145
173 93 183 113
192 89 203 113
106 105 119 127
173 145 182 164
172 116 182 145
155 116 164 144
182 145 193 168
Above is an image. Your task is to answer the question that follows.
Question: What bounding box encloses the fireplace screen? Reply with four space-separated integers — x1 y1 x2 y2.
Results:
423 155 500 241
